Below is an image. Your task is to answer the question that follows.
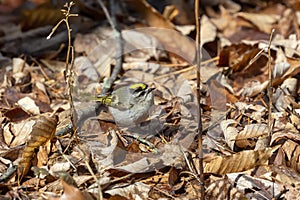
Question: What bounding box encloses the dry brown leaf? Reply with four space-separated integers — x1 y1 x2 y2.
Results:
21 5 64 31
105 182 151 199
281 140 300 173
12 58 26 73
273 62 290 80
163 0 195 25
4 107 30 122
122 30 165 61
220 119 238 151
125 0 175 29
208 79 238 109
219 43 268 76
236 12 279 33
201 15 217 45
59 180 86 200
206 178 245 199
235 124 268 149
274 57 300 86
18 113 57 182
273 78 298 112
240 80 269 97
271 131 300 145
136 27 196 63
3 119 35 147
211 6 244 38
277 8 294 37
17 97 40 115
74 56 99 82
268 166 300 188
272 34 300 58
204 146 279 174
227 172 282 198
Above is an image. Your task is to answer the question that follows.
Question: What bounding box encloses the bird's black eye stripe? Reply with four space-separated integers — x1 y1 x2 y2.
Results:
137 90 146 97
134 87 143 93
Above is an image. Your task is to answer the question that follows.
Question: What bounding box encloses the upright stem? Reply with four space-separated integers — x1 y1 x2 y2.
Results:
195 0 205 199
267 29 275 145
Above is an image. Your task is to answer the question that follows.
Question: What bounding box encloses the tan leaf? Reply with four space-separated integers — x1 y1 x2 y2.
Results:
235 124 269 149
17 97 40 115
240 80 269 97
21 6 64 31
18 113 57 182
105 182 151 200
125 0 175 29
281 140 300 173
206 178 245 199
59 180 86 200
221 119 238 151
204 146 279 174
236 12 279 33
274 57 300 86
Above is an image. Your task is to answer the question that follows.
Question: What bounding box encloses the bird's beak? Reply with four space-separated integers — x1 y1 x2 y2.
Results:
148 87 155 92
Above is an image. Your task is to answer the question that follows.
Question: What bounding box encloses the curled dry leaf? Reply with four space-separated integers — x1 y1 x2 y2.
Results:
227 172 282 198
273 78 298 112
236 12 279 33
235 124 269 149
21 6 64 31
220 119 238 151
56 180 86 200
240 80 269 97
273 62 290 79
12 57 26 73
125 0 175 29
281 140 300 173
17 96 40 115
18 113 57 182
204 145 279 175
105 182 151 200
206 178 245 200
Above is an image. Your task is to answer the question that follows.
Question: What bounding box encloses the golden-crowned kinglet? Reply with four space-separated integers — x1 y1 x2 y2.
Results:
96 83 154 126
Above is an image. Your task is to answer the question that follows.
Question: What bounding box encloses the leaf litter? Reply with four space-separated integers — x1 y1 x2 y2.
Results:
0 0 300 199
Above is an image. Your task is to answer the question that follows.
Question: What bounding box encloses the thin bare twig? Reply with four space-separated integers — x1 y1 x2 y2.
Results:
195 0 205 199
47 2 78 140
85 160 103 200
267 29 275 145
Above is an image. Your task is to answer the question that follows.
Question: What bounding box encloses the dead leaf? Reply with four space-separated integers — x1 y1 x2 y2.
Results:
125 0 175 29
206 178 245 199
21 4 64 31
281 140 300 173
58 180 86 200
235 124 269 149
18 113 57 182
236 12 279 33
105 182 151 200
17 97 40 115
220 119 239 151
204 146 279 174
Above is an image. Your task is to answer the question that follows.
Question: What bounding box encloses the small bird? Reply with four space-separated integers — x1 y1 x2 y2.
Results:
95 83 155 126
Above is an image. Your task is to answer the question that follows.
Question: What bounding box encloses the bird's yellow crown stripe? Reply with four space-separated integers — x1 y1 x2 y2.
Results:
129 83 147 90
